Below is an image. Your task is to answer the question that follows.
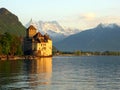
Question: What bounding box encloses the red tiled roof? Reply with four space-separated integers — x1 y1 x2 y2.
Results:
27 25 37 30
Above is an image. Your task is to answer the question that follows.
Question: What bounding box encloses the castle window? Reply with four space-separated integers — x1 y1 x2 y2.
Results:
43 47 46 50
43 44 46 46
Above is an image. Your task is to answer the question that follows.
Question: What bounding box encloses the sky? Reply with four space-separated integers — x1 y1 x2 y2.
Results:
0 0 120 30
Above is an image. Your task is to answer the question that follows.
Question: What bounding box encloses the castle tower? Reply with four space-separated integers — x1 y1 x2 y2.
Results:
26 25 37 38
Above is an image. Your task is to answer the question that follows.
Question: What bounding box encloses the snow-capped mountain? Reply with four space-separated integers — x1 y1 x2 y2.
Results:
38 21 65 34
96 23 120 29
26 19 80 42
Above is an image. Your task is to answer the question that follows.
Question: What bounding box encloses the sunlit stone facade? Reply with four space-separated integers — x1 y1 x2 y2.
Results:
24 25 52 57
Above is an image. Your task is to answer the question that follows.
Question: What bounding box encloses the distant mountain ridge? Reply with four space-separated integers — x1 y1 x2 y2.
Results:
26 19 80 42
0 8 26 36
54 23 120 51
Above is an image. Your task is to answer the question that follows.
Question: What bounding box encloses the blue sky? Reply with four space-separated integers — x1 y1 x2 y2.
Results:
0 0 120 30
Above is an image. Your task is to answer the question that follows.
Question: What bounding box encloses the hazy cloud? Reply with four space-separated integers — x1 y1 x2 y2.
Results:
78 15 120 30
58 13 120 31
79 13 96 21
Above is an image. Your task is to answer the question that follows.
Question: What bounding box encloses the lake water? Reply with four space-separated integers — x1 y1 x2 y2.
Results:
0 56 120 90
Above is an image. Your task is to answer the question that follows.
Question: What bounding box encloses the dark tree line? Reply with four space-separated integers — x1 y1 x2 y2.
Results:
74 50 120 56
0 32 23 56
55 50 120 56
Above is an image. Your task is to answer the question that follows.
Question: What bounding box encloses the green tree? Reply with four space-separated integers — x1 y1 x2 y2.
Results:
0 32 23 56
74 50 81 55
0 35 10 55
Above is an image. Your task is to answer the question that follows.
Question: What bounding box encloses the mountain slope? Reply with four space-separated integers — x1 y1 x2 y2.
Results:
54 23 120 51
0 8 26 36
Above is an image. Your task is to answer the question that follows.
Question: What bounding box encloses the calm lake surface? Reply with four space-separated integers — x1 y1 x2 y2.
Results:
0 56 120 90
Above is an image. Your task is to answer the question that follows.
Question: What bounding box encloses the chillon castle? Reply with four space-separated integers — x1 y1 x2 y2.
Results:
24 25 52 57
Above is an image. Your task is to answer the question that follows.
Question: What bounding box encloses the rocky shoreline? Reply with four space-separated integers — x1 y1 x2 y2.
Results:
0 55 52 60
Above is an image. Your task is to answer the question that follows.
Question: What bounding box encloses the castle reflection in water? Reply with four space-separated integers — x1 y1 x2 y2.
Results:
24 57 52 86
0 57 52 89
